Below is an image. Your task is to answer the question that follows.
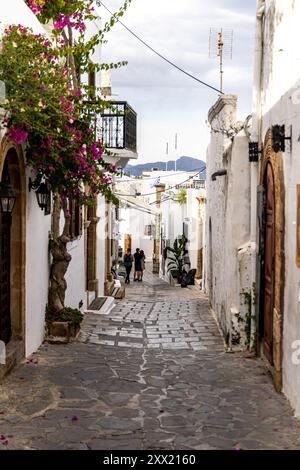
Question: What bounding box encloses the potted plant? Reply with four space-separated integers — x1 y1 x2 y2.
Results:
166 235 188 285
45 305 84 343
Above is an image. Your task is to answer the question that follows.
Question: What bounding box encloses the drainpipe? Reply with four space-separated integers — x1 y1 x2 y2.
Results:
211 170 227 181
250 0 265 350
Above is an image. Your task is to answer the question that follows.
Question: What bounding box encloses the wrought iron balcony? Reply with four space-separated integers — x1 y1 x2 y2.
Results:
100 101 137 153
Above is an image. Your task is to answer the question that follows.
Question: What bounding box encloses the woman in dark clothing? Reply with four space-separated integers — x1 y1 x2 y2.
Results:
124 248 133 284
133 248 142 281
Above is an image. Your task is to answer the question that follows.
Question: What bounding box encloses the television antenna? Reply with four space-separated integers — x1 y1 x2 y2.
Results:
209 28 233 93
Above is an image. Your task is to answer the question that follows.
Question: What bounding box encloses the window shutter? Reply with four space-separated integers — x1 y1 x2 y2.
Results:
75 203 83 237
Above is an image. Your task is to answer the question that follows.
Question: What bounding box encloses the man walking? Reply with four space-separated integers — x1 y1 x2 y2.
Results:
124 248 133 284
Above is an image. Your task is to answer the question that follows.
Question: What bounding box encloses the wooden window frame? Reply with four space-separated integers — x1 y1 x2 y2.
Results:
69 199 83 240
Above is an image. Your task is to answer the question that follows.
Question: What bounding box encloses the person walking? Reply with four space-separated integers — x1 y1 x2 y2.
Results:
140 250 146 281
123 248 133 284
133 248 142 281
183 249 191 273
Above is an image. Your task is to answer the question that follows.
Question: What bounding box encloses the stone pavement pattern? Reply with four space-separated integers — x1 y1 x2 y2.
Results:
0 270 300 450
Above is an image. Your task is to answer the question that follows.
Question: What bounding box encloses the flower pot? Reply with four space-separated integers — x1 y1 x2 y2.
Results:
46 321 80 344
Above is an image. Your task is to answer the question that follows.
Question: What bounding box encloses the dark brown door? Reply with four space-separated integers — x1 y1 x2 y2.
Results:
125 234 132 253
0 210 12 344
263 162 275 364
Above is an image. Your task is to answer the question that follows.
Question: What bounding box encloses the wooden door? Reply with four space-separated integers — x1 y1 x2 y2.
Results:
263 163 275 364
124 234 131 253
0 211 12 344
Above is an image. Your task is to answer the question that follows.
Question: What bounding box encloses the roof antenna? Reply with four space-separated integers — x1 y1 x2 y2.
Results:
209 28 233 94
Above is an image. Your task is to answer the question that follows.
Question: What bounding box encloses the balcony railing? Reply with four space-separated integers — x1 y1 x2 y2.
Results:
100 101 137 153
175 179 206 190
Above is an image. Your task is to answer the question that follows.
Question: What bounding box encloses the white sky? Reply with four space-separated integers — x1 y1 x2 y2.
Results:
97 0 257 164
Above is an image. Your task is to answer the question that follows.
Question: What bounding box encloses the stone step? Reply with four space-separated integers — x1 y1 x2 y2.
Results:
85 296 115 315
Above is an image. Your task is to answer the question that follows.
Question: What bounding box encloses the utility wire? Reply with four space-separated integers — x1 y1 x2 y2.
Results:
116 165 206 182
122 203 158 216
97 1 223 94
115 167 205 198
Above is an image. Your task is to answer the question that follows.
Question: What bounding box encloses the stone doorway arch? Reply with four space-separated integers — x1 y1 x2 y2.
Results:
260 129 285 392
0 136 26 378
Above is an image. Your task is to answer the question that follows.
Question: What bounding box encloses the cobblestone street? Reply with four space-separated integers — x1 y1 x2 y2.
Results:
0 270 300 450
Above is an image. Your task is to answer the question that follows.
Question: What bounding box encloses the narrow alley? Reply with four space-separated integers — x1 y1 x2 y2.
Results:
0 269 299 451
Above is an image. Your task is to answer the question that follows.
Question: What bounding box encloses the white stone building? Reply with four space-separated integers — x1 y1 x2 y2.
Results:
251 0 300 415
117 169 206 281
205 0 300 417
0 1 137 378
204 96 254 350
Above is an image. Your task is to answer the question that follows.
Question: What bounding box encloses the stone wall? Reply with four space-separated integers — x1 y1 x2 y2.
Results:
205 95 252 349
254 0 300 415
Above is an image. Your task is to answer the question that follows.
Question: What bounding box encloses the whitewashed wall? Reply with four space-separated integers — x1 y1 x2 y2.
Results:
255 0 300 416
25 170 51 356
119 206 155 261
0 2 49 356
96 196 106 297
205 95 252 347
1 0 46 34
205 96 237 333
64 238 86 310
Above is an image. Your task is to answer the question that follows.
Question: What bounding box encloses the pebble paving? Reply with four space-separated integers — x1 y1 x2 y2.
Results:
0 269 300 450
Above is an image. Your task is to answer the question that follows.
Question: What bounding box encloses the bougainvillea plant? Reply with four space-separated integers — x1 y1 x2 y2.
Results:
0 0 133 313
0 24 116 205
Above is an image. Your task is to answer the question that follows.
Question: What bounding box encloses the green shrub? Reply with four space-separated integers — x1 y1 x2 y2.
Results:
46 305 84 329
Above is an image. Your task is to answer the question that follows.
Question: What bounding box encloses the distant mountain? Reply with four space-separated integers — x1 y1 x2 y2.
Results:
124 156 206 177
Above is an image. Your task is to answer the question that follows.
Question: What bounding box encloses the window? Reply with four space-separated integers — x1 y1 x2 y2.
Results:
69 200 83 240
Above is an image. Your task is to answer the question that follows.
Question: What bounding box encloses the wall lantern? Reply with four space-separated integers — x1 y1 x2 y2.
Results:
272 124 292 153
0 178 17 214
249 142 262 162
36 182 51 211
29 179 51 214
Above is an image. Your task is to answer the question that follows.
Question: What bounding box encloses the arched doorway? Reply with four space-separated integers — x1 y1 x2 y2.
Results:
86 203 99 294
0 159 12 344
259 130 285 391
0 137 26 376
262 162 275 364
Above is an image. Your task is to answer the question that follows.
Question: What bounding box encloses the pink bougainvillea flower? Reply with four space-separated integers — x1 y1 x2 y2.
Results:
27 357 38 365
8 128 28 145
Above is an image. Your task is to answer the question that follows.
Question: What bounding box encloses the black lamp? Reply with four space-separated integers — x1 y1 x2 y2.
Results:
272 124 292 153
0 178 17 214
35 182 50 211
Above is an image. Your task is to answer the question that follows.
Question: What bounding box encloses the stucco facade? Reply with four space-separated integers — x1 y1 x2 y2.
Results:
205 0 300 417
253 0 300 415
205 95 254 349
0 1 138 377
